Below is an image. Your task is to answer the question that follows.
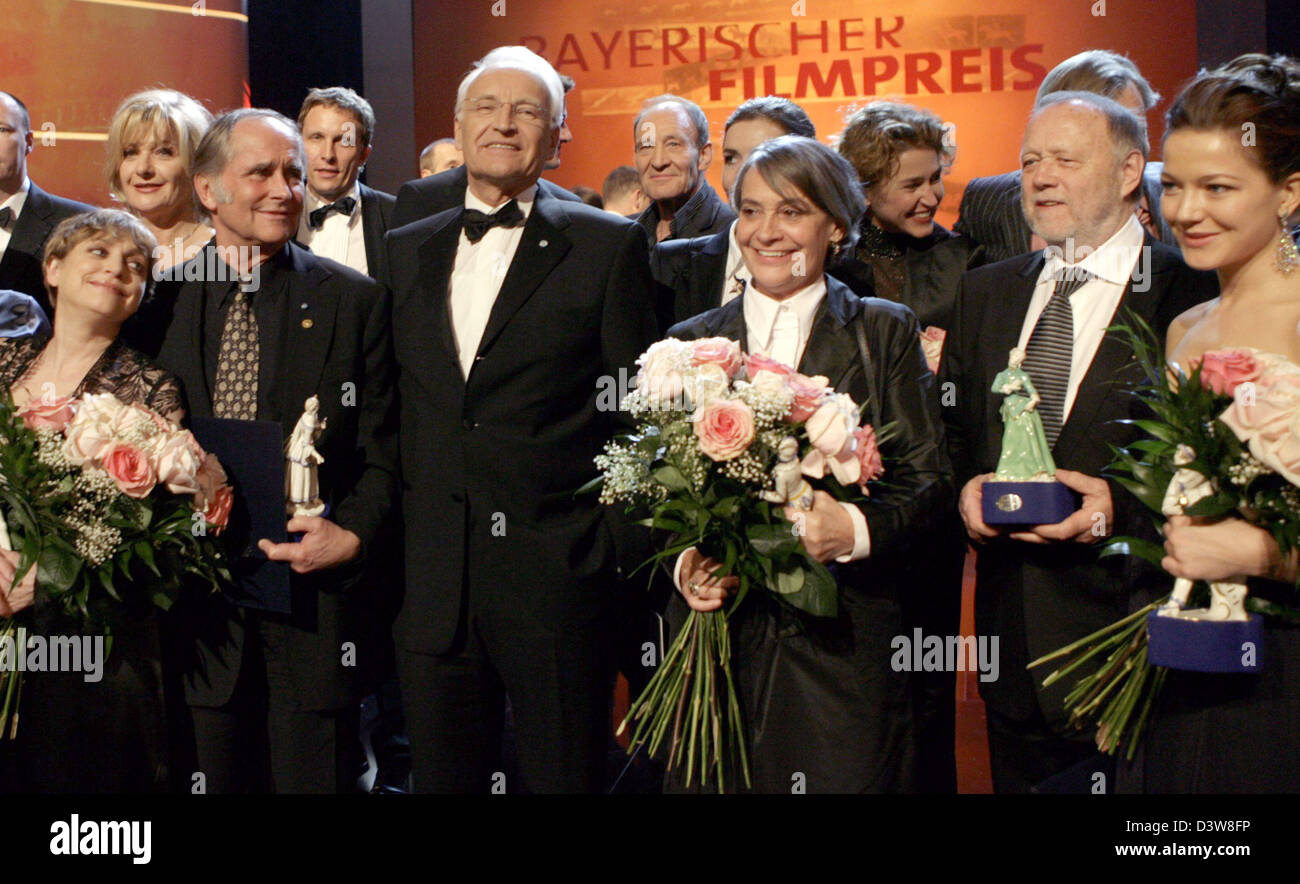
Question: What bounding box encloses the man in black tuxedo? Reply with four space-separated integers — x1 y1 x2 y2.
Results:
633 94 734 245
0 91 94 317
295 87 394 281
942 92 1217 793
386 46 658 793
154 108 397 793
955 50 1175 263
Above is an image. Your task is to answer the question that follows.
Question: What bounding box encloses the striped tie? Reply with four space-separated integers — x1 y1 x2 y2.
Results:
1021 270 1092 447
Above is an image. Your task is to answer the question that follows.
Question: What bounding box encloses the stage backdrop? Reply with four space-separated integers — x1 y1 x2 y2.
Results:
5 0 249 206
413 0 1199 227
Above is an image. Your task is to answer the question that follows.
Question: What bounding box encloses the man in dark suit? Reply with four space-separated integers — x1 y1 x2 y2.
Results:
392 161 579 228
295 87 394 281
0 90 94 317
955 50 1175 263
942 92 1217 793
386 46 658 793
633 94 734 245
153 108 398 793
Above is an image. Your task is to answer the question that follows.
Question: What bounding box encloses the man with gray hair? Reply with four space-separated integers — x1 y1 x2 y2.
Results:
633 94 734 244
386 45 658 793
942 91 1216 792
148 107 398 793
295 86 394 280
955 50 1175 263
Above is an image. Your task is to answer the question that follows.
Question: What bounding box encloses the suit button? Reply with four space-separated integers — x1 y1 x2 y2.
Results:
462 418 476 431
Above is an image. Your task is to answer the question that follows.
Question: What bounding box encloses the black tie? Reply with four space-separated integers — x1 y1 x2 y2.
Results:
308 195 357 230
1021 269 1093 448
0 207 12 229
462 200 524 244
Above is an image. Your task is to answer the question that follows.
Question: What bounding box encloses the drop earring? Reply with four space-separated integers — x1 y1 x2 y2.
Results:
1277 215 1300 276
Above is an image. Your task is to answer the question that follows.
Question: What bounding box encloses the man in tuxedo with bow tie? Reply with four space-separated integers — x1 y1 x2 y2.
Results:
295 87 394 281
0 91 94 318
942 92 1217 792
385 46 658 793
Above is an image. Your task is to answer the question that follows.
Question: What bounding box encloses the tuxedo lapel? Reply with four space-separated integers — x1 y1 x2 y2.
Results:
359 184 385 275
474 192 570 360
413 208 463 371
276 243 339 426
0 184 53 284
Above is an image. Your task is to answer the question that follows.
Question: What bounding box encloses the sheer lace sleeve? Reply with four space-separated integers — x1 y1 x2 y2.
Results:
0 336 45 395
77 341 187 424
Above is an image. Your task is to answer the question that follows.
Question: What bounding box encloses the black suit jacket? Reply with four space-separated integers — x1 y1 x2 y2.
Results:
650 226 730 328
954 166 1174 264
386 185 659 655
941 239 1218 725
154 240 399 709
358 182 395 281
390 164 580 229
0 181 95 317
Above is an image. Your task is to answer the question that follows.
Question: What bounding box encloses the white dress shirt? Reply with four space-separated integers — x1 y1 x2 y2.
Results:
720 221 749 305
448 184 536 378
1017 214 1145 422
0 177 31 263
297 182 368 275
674 275 872 593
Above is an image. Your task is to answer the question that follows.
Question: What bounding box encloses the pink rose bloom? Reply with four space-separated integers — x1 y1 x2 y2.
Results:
113 402 160 438
854 425 885 490
744 351 795 380
151 431 204 495
690 337 743 378
76 393 124 425
1195 349 1261 396
62 416 115 465
100 441 158 499
785 372 829 422
694 397 755 461
1219 370 1300 484
802 395 862 485
919 326 946 375
17 395 76 432
198 485 234 534
193 453 229 508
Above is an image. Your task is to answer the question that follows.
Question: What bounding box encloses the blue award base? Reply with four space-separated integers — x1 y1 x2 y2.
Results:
982 480 1076 526
288 503 330 542
1147 611 1264 673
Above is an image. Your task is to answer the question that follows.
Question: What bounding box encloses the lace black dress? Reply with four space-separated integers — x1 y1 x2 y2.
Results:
0 335 185 793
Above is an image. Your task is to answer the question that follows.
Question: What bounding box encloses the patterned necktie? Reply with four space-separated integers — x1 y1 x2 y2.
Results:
212 289 259 420
308 195 357 230
1021 270 1092 447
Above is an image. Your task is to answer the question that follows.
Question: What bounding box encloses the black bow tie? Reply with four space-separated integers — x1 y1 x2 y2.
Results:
308 195 356 230
462 200 524 244
0 207 12 230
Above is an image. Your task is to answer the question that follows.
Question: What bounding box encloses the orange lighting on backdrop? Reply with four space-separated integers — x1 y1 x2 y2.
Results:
4 0 248 206
412 1 1199 228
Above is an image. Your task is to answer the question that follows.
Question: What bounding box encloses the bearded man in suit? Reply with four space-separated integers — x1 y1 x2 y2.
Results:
942 91 1217 793
0 90 94 318
385 46 658 793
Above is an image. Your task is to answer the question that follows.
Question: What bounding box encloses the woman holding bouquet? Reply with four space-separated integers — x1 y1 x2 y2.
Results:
0 209 185 792
1122 54 1300 792
664 136 953 792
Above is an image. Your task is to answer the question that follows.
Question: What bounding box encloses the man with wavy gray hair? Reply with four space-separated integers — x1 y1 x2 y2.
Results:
387 45 658 793
632 93 734 244
149 107 398 794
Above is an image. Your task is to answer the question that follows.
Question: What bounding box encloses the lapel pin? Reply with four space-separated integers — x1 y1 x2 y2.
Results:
300 302 308 309
301 318 314 329
539 239 548 248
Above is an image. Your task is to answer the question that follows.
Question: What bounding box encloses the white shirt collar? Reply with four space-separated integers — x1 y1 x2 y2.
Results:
1 176 31 214
1041 213 1145 286
742 276 827 356
723 220 749 283
464 183 537 220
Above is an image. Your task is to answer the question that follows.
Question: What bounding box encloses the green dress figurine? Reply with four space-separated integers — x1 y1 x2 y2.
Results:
991 347 1057 480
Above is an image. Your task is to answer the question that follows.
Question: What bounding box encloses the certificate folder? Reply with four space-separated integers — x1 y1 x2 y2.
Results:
190 416 291 614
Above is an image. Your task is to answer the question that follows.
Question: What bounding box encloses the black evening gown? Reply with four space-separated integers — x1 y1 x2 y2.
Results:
0 334 185 793
1118 577 1300 793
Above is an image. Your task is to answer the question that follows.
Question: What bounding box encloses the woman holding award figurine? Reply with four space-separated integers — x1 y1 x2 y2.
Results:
1122 54 1300 793
664 136 953 792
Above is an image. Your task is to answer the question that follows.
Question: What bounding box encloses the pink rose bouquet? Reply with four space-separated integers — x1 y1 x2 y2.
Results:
0 391 232 738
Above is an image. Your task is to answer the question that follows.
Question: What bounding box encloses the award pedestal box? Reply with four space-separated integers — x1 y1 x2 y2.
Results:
982 480 1076 526
1147 612 1264 673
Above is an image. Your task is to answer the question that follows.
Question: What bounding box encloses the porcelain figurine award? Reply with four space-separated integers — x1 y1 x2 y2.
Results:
981 347 1075 525
285 395 327 518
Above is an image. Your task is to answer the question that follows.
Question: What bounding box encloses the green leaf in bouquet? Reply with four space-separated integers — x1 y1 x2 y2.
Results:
134 540 162 577
36 538 81 595
573 474 604 497
152 591 174 611
774 565 804 595
1100 535 1166 568
770 559 838 618
1183 492 1238 519
1125 439 1176 458
96 565 122 603
745 522 799 557
1108 474 1167 516
1118 419 1182 444
651 465 690 492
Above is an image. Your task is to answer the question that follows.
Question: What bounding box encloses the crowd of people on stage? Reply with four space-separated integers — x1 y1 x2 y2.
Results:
0 42 1297 794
